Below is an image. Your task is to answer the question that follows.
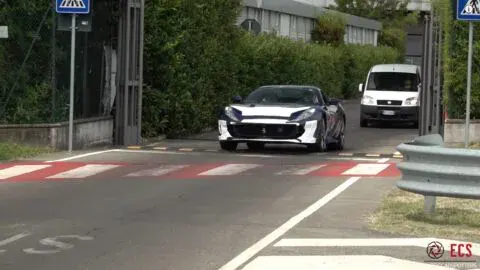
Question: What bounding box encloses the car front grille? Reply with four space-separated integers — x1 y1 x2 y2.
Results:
377 100 402 106
227 124 304 139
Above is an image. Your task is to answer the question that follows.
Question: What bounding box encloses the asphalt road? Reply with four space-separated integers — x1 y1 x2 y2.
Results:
3 100 474 270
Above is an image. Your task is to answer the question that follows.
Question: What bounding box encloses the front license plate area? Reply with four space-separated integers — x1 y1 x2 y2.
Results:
382 110 395 116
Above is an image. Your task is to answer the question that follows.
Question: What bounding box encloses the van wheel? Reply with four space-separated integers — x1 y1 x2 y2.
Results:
360 118 368 127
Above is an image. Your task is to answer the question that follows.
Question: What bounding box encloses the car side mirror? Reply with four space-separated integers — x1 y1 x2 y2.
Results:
358 83 364 92
232 95 242 103
328 98 341 105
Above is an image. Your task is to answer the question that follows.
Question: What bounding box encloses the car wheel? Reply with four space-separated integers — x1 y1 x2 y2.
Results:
307 121 327 152
413 120 419 129
360 118 368 127
219 141 237 151
247 142 264 150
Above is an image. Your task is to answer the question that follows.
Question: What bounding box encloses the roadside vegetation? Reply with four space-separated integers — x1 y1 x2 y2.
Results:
142 0 401 138
2 0 476 140
367 188 480 242
0 142 52 161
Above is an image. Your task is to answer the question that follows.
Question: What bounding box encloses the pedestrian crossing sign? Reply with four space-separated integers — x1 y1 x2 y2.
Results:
457 0 480 20
56 0 90 14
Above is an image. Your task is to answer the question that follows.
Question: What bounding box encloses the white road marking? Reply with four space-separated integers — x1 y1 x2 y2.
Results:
23 235 94 255
275 238 425 247
116 149 188 155
217 176 360 270
46 164 120 179
341 163 390 176
125 165 189 177
199 164 261 176
237 154 278 158
0 165 51 180
46 149 121 163
274 238 480 256
276 165 326 175
377 158 390 163
0 232 31 252
241 255 455 270
366 153 381 157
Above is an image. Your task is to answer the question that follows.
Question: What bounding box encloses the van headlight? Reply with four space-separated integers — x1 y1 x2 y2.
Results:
361 95 375 105
405 97 419 106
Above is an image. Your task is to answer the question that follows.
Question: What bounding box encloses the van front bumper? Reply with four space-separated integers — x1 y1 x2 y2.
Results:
360 105 419 121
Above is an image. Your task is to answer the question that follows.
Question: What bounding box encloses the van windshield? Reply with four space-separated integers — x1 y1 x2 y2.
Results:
366 72 419 92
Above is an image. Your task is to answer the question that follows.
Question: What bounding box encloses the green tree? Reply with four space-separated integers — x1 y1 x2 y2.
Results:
329 0 418 53
311 11 346 46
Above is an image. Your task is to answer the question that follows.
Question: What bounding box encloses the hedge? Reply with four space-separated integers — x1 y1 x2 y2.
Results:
434 0 480 119
142 0 401 138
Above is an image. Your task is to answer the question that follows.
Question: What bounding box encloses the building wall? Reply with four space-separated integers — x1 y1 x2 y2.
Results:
238 1 381 46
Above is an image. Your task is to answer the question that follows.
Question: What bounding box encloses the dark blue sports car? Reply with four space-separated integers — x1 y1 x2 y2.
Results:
218 85 346 152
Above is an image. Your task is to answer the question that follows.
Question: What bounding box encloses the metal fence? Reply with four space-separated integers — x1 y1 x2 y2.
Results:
419 7 444 138
0 0 118 124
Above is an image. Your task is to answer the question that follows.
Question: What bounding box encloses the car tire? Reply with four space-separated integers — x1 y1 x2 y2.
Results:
307 121 327 152
220 141 237 151
360 118 368 127
413 120 419 129
247 142 264 150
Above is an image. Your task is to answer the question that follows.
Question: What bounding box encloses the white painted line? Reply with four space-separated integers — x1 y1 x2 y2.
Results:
341 163 390 176
47 164 120 179
46 149 121 163
366 153 381 157
125 165 189 177
275 238 424 247
153 147 168 150
0 232 31 247
0 165 51 180
377 158 390 163
338 153 353 156
241 255 455 270
274 238 480 256
199 164 261 176
217 176 360 270
276 165 326 175
238 154 280 158
114 149 188 155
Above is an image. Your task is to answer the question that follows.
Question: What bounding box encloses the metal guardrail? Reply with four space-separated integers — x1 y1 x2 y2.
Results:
395 134 480 214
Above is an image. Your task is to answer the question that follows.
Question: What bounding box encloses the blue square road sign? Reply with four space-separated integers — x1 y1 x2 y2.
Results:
56 0 90 14
457 0 480 20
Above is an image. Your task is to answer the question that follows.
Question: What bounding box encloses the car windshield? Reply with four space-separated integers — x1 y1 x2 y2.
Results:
366 72 419 92
244 87 319 105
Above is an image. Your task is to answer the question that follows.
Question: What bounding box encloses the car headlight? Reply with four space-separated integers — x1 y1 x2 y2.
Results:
224 106 240 121
292 108 316 122
405 97 419 106
361 95 375 105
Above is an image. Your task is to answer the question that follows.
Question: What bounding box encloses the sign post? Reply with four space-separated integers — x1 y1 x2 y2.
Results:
457 0 479 148
55 0 91 152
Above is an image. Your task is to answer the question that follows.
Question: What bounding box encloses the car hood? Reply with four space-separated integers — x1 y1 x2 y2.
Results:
231 104 311 117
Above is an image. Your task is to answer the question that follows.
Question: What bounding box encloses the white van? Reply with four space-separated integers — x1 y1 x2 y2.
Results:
358 64 421 128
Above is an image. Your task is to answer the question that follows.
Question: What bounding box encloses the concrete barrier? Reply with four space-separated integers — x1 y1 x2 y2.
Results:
443 119 480 145
0 116 114 150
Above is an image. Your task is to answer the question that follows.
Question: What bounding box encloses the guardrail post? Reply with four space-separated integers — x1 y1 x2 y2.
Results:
424 196 436 215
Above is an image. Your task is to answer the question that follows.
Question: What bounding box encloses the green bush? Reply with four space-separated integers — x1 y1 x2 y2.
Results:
142 0 403 138
342 44 402 98
434 0 480 119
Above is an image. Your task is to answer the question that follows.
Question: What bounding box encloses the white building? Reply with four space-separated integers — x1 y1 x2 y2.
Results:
238 0 383 46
